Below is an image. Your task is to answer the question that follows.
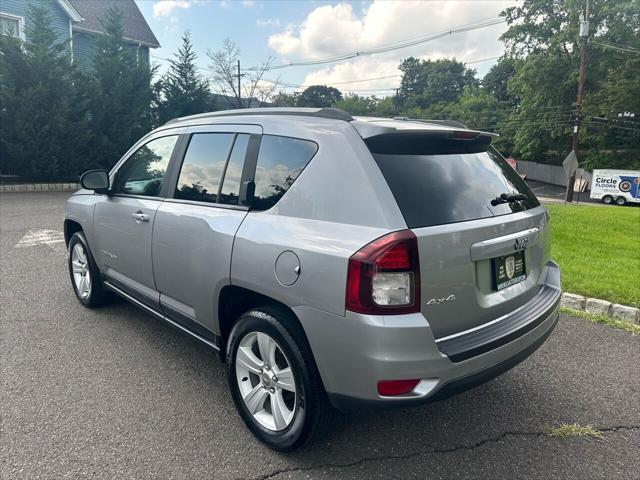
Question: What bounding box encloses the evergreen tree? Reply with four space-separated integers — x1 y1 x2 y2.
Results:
89 7 155 171
155 31 211 125
0 5 91 180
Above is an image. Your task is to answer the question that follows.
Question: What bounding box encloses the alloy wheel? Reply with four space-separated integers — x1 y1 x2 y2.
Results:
235 331 297 431
71 243 92 299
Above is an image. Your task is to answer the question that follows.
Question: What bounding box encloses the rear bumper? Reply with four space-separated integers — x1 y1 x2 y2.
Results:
295 261 561 411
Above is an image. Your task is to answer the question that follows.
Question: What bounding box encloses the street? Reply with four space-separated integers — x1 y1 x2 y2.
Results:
1 192 639 480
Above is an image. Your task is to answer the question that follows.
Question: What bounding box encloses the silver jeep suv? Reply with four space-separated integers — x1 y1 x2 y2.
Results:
65 108 561 450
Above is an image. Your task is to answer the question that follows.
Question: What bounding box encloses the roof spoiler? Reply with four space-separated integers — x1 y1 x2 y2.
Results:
352 120 498 141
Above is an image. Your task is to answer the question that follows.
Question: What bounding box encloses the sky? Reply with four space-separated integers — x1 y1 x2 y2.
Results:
135 0 519 96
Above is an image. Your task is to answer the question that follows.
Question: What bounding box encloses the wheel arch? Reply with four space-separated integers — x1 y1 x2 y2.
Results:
64 219 84 246
218 286 311 362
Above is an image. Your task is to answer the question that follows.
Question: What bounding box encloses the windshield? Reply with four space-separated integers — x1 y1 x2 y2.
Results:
372 147 540 228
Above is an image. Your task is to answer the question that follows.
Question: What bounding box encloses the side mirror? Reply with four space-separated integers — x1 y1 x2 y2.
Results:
80 169 110 194
239 180 255 207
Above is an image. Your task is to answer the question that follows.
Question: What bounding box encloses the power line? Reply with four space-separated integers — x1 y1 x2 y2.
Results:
587 121 640 133
593 41 640 54
271 56 500 89
243 17 506 71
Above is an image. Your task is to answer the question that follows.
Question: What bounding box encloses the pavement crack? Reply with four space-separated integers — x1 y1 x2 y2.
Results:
245 425 640 480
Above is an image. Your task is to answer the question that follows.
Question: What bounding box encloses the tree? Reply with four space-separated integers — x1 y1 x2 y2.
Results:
397 58 478 110
500 0 640 163
89 7 155 171
334 94 374 115
154 31 211 125
0 5 91 180
295 85 342 107
207 38 279 108
582 54 640 170
482 56 520 107
270 91 298 107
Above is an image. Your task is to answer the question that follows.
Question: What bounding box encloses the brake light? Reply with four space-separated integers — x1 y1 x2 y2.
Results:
451 130 480 140
346 230 420 314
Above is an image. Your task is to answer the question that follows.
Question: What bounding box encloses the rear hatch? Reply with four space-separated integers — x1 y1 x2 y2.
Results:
357 120 548 339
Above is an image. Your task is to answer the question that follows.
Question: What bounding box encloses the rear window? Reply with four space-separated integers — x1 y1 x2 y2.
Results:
371 144 539 228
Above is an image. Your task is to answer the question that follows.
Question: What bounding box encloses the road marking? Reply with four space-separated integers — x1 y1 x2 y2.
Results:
15 229 65 248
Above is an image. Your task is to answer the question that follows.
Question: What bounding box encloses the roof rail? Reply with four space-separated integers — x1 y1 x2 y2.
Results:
165 107 353 125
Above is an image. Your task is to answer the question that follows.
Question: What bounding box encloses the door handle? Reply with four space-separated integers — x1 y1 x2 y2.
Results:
131 211 150 223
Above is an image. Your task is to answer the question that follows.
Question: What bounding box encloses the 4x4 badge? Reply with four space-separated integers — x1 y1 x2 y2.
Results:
514 237 529 251
425 294 456 306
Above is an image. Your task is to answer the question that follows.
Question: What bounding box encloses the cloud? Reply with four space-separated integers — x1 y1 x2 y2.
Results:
268 1 515 91
256 18 281 27
153 0 191 17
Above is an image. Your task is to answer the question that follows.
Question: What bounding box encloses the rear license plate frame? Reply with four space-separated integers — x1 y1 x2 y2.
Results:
492 250 526 291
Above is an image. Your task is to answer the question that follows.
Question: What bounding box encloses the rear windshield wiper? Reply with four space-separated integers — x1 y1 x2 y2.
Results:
491 192 528 206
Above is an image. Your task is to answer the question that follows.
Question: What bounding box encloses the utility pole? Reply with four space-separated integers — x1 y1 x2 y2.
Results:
565 0 590 202
237 59 242 109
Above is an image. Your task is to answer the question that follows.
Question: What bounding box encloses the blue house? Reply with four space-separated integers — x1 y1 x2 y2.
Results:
0 0 159 68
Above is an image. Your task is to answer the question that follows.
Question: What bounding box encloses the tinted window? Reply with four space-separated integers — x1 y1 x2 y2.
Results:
115 135 177 197
219 134 250 206
373 146 540 228
253 135 318 211
175 133 234 203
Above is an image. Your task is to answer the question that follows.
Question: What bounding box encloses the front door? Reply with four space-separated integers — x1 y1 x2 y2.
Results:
93 134 180 309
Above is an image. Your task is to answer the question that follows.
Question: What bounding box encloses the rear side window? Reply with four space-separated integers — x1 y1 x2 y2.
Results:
219 134 250 206
371 144 539 228
252 135 318 211
175 133 234 203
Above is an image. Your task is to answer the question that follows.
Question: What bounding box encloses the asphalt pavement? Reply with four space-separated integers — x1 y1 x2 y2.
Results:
526 180 600 204
1 192 639 480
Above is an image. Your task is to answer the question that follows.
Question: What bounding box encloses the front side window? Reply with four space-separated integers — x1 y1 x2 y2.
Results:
175 133 235 203
0 14 21 39
252 135 318 211
115 135 178 197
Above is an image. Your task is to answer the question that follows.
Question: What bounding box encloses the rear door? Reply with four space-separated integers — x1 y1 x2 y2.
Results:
152 124 261 337
93 134 180 310
368 134 548 339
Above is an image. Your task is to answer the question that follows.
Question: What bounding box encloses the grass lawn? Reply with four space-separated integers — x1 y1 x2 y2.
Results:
545 203 640 308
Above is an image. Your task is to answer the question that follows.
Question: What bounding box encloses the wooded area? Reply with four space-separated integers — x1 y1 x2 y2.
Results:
0 0 638 181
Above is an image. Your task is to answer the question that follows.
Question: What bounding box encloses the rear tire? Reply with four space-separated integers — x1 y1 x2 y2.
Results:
615 196 627 206
602 195 613 205
68 231 112 308
226 307 333 451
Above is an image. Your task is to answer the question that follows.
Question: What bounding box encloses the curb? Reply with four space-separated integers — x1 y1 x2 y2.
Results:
0 183 79 192
561 292 639 324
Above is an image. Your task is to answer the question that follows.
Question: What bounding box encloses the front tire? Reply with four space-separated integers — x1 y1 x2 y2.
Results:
227 307 333 451
68 231 112 308
602 195 613 205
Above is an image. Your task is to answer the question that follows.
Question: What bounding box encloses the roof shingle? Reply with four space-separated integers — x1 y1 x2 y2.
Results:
68 0 160 48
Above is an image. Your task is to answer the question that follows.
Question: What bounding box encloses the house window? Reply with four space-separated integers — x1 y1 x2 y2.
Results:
0 13 23 40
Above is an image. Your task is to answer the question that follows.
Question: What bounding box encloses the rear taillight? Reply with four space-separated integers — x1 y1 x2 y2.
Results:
346 230 420 314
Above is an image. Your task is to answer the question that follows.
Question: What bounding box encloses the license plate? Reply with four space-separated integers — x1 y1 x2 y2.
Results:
493 251 526 291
